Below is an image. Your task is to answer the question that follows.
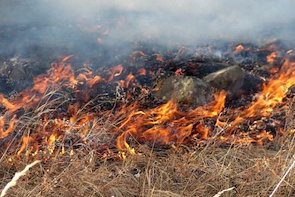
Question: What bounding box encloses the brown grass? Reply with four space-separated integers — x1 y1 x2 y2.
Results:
1 94 295 197
1 131 295 197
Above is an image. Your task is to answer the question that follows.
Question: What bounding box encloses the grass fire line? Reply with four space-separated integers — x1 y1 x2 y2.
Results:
0 49 295 157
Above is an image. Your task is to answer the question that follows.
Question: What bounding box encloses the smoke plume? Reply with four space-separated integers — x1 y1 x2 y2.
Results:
0 0 295 55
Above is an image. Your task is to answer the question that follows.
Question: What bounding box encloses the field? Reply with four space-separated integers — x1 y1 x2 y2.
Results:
1 42 295 197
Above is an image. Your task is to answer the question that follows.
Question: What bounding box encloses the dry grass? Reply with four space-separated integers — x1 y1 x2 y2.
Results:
0 132 295 197
0 86 295 197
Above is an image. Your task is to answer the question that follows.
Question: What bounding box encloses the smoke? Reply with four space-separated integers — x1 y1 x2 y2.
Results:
98 0 295 44
1 0 295 55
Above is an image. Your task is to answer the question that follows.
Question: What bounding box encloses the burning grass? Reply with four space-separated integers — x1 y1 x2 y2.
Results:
1 42 295 196
0 94 295 196
0 129 294 196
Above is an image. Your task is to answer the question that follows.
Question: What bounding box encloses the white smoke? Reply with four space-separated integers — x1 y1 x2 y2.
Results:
1 0 295 48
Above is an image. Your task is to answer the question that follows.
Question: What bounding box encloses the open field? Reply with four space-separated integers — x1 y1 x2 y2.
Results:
1 1 295 196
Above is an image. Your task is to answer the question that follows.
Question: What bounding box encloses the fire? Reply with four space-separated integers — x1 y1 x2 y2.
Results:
125 73 135 87
194 122 210 140
267 52 277 63
114 59 295 150
0 115 16 138
234 44 244 53
218 59 295 139
245 60 295 116
0 46 295 159
48 133 57 154
114 91 227 152
110 64 124 77
0 95 19 111
155 53 164 62
137 68 147 75
17 136 39 157
108 64 124 81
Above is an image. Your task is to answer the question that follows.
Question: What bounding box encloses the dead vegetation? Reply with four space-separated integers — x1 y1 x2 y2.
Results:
0 119 294 196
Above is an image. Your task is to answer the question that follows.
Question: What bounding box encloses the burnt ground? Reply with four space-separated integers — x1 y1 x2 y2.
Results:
0 24 295 196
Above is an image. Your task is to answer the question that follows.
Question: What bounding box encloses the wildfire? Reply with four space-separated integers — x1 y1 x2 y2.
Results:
113 57 295 151
0 45 294 159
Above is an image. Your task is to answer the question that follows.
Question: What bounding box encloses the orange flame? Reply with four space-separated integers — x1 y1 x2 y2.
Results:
0 95 19 111
0 115 17 138
223 59 295 136
155 54 164 62
267 52 277 63
108 64 124 81
125 73 135 87
1 49 295 158
234 44 244 53
114 58 295 150
137 68 147 75
194 122 210 140
114 91 227 151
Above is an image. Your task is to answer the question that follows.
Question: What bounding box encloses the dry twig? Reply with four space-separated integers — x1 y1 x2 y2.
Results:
269 155 295 197
0 160 41 197
213 187 235 197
